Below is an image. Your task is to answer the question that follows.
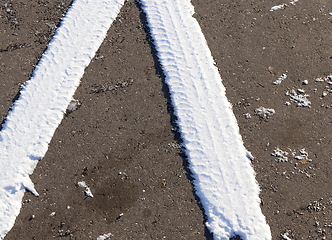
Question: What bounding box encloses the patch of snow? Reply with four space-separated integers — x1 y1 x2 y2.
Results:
0 0 124 238
271 148 288 162
297 89 304 94
290 0 298 5
273 73 287 85
168 142 181 149
299 148 308 156
255 106 275 118
78 181 94 198
97 233 112 240
244 113 251 119
272 148 311 163
140 0 271 239
286 89 311 107
270 4 287 11
270 0 300 11
66 99 81 114
315 75 332 82
281 231 292 240
296 148 311 163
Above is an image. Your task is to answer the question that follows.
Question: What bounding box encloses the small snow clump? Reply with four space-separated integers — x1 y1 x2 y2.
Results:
255 107 275 118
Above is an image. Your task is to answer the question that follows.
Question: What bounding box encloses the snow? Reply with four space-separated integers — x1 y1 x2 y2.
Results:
271 148 289 162
270 4 287 11
0 0 124 238
270 0 299 11
96 233 112 240
273 73 287 85
244 113 251 119
271 148 311 163
140 0 271 239
0 0 273 238
66 99 81 114
255 107 275 118
289 0 298 5
78 181 94 198
281 231 292 240
286 89 311 107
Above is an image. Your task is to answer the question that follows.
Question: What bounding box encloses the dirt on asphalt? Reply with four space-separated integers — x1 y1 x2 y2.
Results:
1 0 332 239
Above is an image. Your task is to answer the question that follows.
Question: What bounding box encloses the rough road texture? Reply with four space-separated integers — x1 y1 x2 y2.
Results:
1 0 332 239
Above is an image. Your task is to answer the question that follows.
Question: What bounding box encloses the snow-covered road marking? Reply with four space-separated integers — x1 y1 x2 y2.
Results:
0 0 124 238
140 0 271 239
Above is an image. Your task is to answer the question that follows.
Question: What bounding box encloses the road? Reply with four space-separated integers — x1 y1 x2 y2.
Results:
1 0 332 239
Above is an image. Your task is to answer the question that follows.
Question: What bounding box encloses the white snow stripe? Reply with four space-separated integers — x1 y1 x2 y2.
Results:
140 0 271 239
0 0 124 238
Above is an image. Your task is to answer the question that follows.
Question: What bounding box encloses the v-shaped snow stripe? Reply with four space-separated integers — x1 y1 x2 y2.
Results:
0 0 124 238
140 0 271 239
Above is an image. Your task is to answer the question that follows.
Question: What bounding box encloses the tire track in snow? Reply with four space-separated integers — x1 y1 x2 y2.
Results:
140 0 271 239
0 0 124 238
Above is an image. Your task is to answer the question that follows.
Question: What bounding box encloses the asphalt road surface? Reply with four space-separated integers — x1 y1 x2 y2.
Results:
1 0 332 239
